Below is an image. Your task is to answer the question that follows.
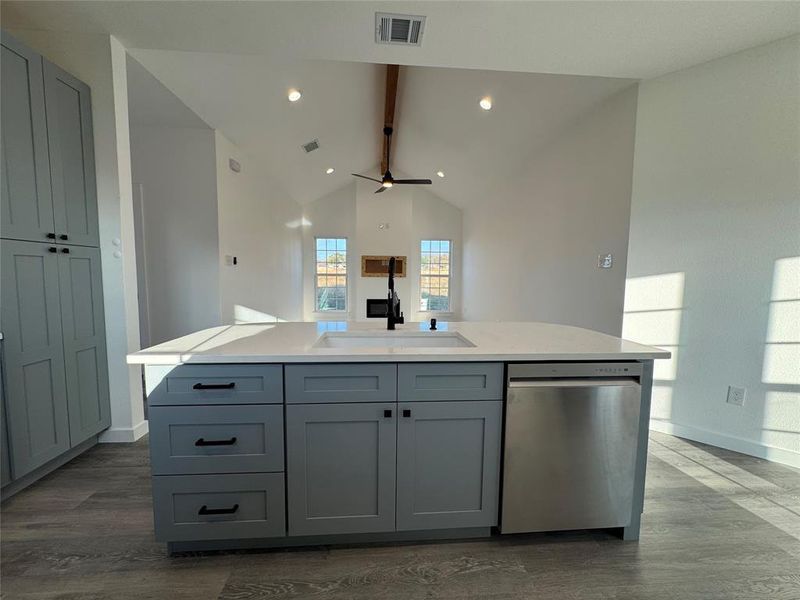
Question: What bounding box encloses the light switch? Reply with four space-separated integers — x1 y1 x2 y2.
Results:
598 254 613 269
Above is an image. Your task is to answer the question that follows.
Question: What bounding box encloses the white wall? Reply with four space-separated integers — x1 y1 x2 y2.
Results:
300 179 463 322
129 126 220 344
355 179 414 321
624 36 800 467
9 29 146 442
462 85 639 335
215 132 304 323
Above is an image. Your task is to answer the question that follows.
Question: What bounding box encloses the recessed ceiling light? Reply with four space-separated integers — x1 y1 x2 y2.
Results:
479 97 492 111
326 167 335 174
288 89 302 102
436 171 445 178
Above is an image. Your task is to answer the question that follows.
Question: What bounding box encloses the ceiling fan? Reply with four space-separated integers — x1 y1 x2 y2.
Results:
352 64 432 194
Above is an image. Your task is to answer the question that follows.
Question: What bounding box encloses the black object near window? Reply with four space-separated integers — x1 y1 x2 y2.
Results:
366 298 399 318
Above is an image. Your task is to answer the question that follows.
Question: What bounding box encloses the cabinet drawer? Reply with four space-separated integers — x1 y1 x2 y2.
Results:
398 363 504 401
285 364 397 404
149 405 284 475
152 473 286 542
146 364 283 406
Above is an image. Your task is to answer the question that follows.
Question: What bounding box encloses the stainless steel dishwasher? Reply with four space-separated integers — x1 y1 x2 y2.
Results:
501 363 642 534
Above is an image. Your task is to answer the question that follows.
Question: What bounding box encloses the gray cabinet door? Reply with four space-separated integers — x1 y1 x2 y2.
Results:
1 352 12 487
1 32 55 243
0 240 70 477
396 401 502 531
43 60 99 247
57 245 110 444
286 402 397 536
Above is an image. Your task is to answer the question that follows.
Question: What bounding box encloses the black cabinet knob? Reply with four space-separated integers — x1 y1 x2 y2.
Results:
403 409 411 418
61 248 70 254
59 234 68 240
47 247 57 253
384 409 393 418
46 232 56 239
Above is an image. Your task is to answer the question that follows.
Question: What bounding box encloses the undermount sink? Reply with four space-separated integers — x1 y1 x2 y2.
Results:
313 331 475 349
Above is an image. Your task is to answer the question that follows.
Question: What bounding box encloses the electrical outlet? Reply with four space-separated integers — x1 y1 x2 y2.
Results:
726 386 746 406
598 254 613 269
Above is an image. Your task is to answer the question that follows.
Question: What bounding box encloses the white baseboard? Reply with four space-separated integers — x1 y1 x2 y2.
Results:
99 420 149 443
650 420 800 469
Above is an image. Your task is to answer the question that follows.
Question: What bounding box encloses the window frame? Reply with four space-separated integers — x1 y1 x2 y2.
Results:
419 239 452 313
314 236 348 313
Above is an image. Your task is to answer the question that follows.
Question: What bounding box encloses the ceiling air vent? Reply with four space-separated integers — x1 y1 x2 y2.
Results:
375 13 425 46
301 138 320 153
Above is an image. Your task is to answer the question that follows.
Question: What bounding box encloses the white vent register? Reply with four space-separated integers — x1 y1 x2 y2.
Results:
376 13 425 46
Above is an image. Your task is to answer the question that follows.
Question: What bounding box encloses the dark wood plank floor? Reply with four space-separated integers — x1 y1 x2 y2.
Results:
2 431 799 599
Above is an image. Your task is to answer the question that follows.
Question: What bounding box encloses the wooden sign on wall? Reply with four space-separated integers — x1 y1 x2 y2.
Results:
361 255 407 277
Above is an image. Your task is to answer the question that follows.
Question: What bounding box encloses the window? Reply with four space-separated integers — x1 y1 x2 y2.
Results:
315 238 347 311
420 240 451 311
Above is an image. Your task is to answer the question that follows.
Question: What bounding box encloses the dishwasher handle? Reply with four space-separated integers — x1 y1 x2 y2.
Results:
508 378 639 389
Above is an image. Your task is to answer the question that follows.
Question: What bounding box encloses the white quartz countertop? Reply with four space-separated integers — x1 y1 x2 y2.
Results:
127 321 670 365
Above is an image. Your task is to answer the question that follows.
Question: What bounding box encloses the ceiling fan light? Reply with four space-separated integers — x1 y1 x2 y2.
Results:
287 89 302 102
479 97 492 110
382 181 393 188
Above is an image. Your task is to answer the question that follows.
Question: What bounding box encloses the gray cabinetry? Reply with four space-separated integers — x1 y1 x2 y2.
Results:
396 401 502 531
146 364 283 406
58 246 110 444
149 404 284 475
1 350 12 487
43 60 99 247
398 363 504 401
152 473 286 542
1 32 108 493
0 240 71 477
286 402 397 536
285 363 396 404
0 32 54 243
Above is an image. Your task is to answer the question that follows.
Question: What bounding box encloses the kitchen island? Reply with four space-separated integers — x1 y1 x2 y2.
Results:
128 321 669 554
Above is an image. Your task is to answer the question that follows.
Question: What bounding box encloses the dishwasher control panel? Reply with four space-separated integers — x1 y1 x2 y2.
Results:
507 362 643 379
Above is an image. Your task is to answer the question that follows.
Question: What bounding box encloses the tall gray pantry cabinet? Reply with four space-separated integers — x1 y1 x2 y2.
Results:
1 30 111 495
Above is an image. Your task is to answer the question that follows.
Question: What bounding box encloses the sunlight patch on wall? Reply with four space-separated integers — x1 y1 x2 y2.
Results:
234 304 287 324
762 391 800 449
762 257 800 385
623 272 685 383
650 384 674 422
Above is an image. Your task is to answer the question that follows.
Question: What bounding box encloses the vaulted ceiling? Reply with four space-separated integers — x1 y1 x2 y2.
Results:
3 1 798 207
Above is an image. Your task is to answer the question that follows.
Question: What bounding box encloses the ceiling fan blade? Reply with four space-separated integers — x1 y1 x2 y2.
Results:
381 64 399 174
374 186 387 194
393 179 433 185
352 173 382 183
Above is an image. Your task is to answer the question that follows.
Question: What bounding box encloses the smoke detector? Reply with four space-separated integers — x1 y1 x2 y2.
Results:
301 138 320 153
375 13 425 46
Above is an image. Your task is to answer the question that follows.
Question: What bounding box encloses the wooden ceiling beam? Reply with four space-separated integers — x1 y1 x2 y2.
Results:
381 64 400 175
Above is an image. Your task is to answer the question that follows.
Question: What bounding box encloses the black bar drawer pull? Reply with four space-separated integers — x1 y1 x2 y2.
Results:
195 436 237 447
384 409 392 418
198 503 239 516
403 409 412 418
192 382 236 390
